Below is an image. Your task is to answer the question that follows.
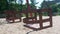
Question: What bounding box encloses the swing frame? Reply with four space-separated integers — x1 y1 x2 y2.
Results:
23 0 52 30
23 8 52 30
5 10 21 23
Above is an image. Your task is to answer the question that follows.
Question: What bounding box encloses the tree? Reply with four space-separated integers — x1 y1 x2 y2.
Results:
0 0 8 14
30 0 37 9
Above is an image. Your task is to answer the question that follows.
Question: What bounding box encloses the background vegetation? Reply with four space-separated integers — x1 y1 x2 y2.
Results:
0 0 60 18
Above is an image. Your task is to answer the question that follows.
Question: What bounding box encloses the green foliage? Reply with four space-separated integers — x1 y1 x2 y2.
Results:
0 0 8 14
30 0 37 9
51 4 57 13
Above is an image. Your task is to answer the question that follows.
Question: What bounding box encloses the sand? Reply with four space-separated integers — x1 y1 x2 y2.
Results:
0 16 60 34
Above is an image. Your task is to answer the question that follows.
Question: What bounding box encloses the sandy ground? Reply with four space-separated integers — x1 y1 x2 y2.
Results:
0 16 60 34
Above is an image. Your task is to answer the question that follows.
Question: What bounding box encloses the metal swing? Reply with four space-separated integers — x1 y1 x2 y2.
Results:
23 0 53 31
5 10 21 23
5 0 22 23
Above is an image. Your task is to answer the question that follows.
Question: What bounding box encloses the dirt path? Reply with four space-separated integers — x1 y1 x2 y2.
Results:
0 16 60 34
